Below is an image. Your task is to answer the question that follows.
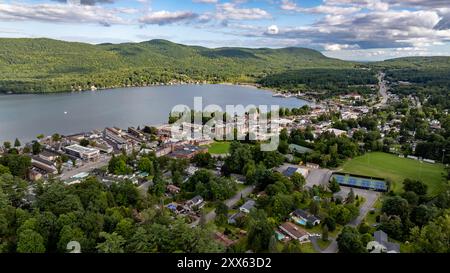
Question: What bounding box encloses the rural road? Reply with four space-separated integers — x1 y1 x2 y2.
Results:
190 185 255 227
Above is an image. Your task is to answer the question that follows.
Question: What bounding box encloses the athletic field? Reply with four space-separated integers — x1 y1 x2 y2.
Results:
341 152 447 196
204 141 231 155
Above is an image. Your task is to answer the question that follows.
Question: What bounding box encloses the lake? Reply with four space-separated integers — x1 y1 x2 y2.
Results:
0 84 309 143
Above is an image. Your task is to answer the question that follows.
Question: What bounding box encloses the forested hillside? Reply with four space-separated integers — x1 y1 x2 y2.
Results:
0 38 353 93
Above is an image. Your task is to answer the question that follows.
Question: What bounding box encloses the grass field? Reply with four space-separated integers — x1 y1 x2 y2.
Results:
341 152 447 196
205 141 231 155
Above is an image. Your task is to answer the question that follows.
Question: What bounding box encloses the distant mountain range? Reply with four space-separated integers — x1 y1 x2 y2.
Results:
0 38 448 93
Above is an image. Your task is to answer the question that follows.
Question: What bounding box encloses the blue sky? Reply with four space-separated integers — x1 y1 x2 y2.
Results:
0 0 449 61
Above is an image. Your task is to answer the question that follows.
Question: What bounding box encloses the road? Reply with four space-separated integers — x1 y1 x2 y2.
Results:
59 155 111 180
313 187 380 253
375 72 388 108
190 185 255 227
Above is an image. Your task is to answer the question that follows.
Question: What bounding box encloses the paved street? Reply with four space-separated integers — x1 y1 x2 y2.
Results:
344 187 380 227
375 72 388 108
59 155 111 180
313 186 380 253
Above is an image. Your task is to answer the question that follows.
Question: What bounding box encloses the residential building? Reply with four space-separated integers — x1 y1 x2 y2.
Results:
291 209 321 226
185 195 204 209
282 166 309 178
367 230 400 253
239 200 256 213
279 222 310 243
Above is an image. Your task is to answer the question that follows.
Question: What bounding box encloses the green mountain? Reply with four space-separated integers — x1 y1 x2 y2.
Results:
0 38 355 93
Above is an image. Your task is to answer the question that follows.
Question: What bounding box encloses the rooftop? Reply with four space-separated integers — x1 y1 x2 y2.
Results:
65 144 99 154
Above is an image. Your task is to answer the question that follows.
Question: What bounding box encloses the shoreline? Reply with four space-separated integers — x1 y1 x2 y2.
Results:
0 81 277 96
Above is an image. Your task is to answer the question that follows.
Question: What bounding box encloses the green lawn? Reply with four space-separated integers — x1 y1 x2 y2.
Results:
204 141 231 155
299 242 316 253
342 152 447 196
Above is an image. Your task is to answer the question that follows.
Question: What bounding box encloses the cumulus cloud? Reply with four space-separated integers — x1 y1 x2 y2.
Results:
0 2 127 26
324 43 360 51
323 0 390 11
386 0 449 9
139 10 199 25
264 9 450 51
281 0 362 15
53 0 115 6
216 3 271 20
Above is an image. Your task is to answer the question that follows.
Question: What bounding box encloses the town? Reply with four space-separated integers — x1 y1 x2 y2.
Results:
1 71 448 254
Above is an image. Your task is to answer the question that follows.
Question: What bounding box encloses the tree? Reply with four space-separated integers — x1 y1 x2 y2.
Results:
410 214 450 253
381 196 409 219
337 226 366 253
96 232 125 253
323 216 336 232
108 155 132 175
246 209 274 252
79 138 90 147
126 227 156 253
36 134 45 140
16 229 46 253
322 225 329 241
290 172 305 190
309 200 320 215
192 153 214 168
346 188 355 204
36 181 83 216
137 157 154 175
403 179 428 196
52 134 61 142
215 202 229 226
32 141 42 155
14 138 21 147
57 225 87 252
0 165 10 175
278 140 289 154
110 180 139 207
379 215 403 240
268 235 278 253
328 177 341 193
0 154 31 179
3 141 11 150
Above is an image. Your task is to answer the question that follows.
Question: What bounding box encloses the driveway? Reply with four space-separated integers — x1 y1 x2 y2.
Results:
336 187 380 227
315 187 380 253
190 185 255 227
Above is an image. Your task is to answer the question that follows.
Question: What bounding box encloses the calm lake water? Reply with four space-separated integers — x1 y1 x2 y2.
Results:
0 84 308 143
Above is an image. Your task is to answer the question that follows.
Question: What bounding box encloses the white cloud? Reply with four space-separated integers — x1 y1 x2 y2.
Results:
0 2 128 26
281 0 361 15
216 3 271 20
139 10 199 25
324 43 359 51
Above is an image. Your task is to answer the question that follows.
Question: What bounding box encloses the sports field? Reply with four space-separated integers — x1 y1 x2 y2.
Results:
341 152 447 196
204 141 231 155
